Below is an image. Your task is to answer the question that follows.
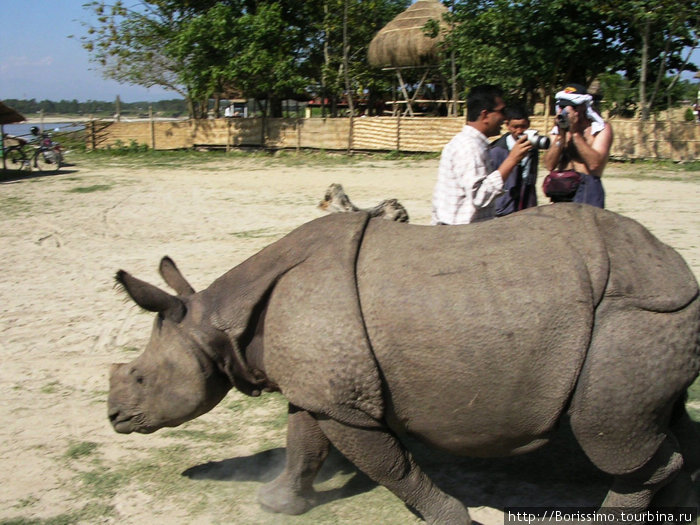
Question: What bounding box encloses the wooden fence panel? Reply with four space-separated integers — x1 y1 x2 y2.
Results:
88 116 699 161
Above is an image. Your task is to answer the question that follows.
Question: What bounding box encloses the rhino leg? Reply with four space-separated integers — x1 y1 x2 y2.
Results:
258 404 329 515
650 405 700 508
317 417 470 525
570 300 700 513
599 436 686 510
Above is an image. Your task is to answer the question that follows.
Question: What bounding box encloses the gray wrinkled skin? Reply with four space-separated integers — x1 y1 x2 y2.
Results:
108 204 700 524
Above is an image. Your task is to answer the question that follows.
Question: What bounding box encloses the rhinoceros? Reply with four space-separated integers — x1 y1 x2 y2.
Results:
108 204 700 524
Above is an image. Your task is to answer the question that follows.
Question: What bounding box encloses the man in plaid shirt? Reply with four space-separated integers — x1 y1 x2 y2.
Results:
431 85 532 225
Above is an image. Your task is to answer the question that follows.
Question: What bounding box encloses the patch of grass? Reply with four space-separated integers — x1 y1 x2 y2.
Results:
689 376 700 401
163 429 237 443
67 147 438 172
40 381 61 394
0 503 115 525
688 405 700 422
65 441 99 460
608 159 700 182
68 184 113 193
69 148 230 170
12 495 39 509
0 196 33 217
78 465 125 499
229 228 278 239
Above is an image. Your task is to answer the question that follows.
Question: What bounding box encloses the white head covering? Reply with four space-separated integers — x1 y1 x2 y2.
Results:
551 90 606 135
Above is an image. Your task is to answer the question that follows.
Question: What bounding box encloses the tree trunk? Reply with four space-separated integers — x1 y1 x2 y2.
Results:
343 0 354 153
639 17 650 120
322 1 330 119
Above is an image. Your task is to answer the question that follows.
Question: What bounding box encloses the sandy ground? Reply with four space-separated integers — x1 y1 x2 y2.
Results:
0 156 698 524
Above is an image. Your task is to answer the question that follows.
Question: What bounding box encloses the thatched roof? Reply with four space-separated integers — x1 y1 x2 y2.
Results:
0 101 25 125
368 0 449 68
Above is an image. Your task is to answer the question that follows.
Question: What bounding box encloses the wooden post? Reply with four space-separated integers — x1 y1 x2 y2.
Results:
149 105 156 150
450 51 457 117
1 124 5 170
396 70 414 117
396 109 401 152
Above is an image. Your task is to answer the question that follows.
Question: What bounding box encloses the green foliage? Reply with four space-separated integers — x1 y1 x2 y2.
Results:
598 72 637 117
108 139 149 154
3 98 188 118
437 0 699 112
80 1 408 117
445 0 625 104
78 0 697 114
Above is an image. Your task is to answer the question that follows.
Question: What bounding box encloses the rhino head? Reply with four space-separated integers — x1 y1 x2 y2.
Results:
108 257 232 434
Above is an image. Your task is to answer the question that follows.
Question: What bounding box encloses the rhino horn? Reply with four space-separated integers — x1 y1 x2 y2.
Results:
116 270 186 323
159 256 195 296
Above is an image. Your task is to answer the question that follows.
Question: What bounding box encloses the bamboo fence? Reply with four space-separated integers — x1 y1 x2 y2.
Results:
87 115 700 161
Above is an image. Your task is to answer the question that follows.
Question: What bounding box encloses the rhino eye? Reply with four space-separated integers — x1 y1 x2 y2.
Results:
129 367 145 385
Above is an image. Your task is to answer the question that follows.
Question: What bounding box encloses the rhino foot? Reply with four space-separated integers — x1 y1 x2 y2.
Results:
257 477 316 515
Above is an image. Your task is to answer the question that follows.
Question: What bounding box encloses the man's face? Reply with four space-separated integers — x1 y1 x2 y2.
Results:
506 118 529 140
485 97 507 137
559 103 586 131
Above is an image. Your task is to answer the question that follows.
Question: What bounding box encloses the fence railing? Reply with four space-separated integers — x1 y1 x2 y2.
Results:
87 115 700 161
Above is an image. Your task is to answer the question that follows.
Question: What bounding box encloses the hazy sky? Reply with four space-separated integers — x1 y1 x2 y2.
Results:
1 1 697 104
0 1 173 103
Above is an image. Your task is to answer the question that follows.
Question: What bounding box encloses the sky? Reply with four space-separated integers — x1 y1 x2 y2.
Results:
0 1 173 103
0 1 698 104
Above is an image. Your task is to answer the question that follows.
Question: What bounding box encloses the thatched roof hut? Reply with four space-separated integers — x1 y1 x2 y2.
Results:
0 101 25 126
368 0 449 68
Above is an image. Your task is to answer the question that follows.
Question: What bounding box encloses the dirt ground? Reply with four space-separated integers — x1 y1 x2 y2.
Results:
0 155 698 525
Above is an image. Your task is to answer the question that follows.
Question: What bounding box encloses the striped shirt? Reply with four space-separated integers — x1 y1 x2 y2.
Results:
431 125 505 225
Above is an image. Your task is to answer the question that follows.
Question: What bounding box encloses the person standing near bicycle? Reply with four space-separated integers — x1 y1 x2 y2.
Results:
3 125 63 172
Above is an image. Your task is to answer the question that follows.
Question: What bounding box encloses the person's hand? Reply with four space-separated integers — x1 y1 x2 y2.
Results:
567 106 586 134
555 109 570 136
508 135 532 163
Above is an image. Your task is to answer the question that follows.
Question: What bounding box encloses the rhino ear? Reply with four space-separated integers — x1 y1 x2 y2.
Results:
159 256 195 296
116 270 186 323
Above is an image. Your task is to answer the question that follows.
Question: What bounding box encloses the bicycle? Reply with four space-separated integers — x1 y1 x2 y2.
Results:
3 126 63 173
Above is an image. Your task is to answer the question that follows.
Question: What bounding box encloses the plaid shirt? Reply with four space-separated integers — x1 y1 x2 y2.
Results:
431 125 505 225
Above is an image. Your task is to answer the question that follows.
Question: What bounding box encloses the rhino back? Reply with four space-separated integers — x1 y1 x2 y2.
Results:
595 209 699 310
356 207 611 455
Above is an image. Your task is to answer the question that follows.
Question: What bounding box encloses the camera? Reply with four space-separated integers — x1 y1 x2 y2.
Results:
556 111 570 131
522 129 550 150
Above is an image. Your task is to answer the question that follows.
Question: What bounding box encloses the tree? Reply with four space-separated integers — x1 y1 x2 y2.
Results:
80 1 189 102
312 0 408 117
598 0 699 119
444 0 623 108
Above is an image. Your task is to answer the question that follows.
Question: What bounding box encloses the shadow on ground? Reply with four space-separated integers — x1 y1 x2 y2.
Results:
0 167 79 183
183 420 616 512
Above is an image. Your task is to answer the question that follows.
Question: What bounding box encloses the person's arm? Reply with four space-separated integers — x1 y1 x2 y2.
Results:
543 134 565 171
570 124 613 177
